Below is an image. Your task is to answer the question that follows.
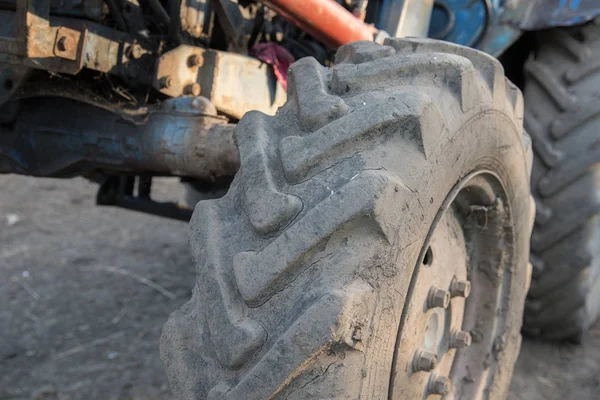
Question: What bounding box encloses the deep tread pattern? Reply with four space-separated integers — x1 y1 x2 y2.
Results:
234 171 405 307
385 37 506 105
525 60 576 111
189 201 267 369
280 92 439 182
208 281 376 400
334 40 395 64
287 57 349 131
237 112 302 233
525 113 563 168
161 38 531 399
551 102 600 139
331 52 479 111
565 55 600 83
523 24 600 340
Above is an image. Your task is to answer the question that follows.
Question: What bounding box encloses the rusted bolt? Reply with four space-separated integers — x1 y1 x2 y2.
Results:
56 36 74 52
427 286 450 309
185 83 201 96
428 374 451 395
450 279 471 298
188 54 203 68
450 330 472 349
159 76 173 89
130 43 143 59
412 349 437 372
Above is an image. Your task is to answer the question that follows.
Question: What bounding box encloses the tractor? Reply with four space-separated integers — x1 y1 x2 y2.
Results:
1 0 599 398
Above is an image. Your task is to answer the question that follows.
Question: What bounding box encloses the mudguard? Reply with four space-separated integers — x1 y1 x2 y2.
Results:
521 0 600 30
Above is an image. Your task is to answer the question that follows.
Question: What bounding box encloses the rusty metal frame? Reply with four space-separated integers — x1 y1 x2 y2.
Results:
0 5 154 82
0 0 89 74
0 0 55 57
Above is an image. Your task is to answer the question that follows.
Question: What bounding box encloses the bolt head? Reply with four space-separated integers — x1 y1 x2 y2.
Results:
185 83 201 96
450 330 472 349
188 54 203 68
412 349 437 372
160 76 173 89
56 35 74 52
428 375 451 395
450 280 471 298
428 287 450 309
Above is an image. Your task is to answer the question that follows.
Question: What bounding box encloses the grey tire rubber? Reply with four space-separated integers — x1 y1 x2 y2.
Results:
523 23 600 340
160 38 533 399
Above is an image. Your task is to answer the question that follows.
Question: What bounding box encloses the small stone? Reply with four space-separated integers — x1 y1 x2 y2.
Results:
6 213 20 226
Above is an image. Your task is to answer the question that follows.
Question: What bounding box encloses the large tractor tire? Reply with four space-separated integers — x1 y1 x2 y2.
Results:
161 38 533 399
523 23 600 340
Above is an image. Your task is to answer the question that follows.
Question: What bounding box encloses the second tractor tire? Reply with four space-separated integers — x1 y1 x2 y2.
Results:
523 23 600 340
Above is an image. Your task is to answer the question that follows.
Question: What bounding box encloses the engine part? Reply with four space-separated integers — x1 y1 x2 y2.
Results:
154 45 286 119
257 0 379 47
160 38 533 399
0 96 239 181
378 0 434 38
0 7 154 82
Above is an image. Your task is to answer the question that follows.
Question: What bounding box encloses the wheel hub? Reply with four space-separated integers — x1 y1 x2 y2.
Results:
389 172 514 399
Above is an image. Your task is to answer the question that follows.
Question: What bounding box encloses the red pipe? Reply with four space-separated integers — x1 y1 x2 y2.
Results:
259 0 377 48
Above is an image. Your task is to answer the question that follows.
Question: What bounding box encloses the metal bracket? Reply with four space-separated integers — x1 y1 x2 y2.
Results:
153 45 287 119
53 26 82 60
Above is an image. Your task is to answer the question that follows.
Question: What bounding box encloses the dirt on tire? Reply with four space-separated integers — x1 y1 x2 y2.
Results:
161 38 532 399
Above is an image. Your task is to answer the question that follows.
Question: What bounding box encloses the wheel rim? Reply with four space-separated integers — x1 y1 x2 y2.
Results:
389 170 515 399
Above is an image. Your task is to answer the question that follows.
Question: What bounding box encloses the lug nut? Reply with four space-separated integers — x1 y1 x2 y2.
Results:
428 374 451 395
450 279 471 298
188 54 203 68
185 82 201 96
428 286 450 309
412 349 437 372
450 330 472 348
160 76 173 89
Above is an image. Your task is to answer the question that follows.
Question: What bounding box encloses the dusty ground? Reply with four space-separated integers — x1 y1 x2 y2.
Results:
1 175 599 400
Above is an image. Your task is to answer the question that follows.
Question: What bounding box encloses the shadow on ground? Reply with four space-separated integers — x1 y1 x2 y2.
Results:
1 176 598 399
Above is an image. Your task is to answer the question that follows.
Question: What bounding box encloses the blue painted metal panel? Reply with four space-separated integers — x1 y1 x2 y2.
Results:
428 0 496 47
521 0 600 30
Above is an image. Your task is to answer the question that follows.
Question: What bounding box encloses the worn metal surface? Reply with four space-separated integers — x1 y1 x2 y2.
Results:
377 0 434 38
0 96 239 181
258 0 377 48
522 0 600 30
154 45 286 119
428 0 600 58
475 0 528 57
0 8 154 81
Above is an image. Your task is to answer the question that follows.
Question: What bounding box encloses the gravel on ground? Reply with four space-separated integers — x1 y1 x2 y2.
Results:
1 175 598 399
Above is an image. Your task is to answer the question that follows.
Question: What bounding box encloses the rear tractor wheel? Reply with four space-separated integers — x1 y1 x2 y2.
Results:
161 38 534 399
